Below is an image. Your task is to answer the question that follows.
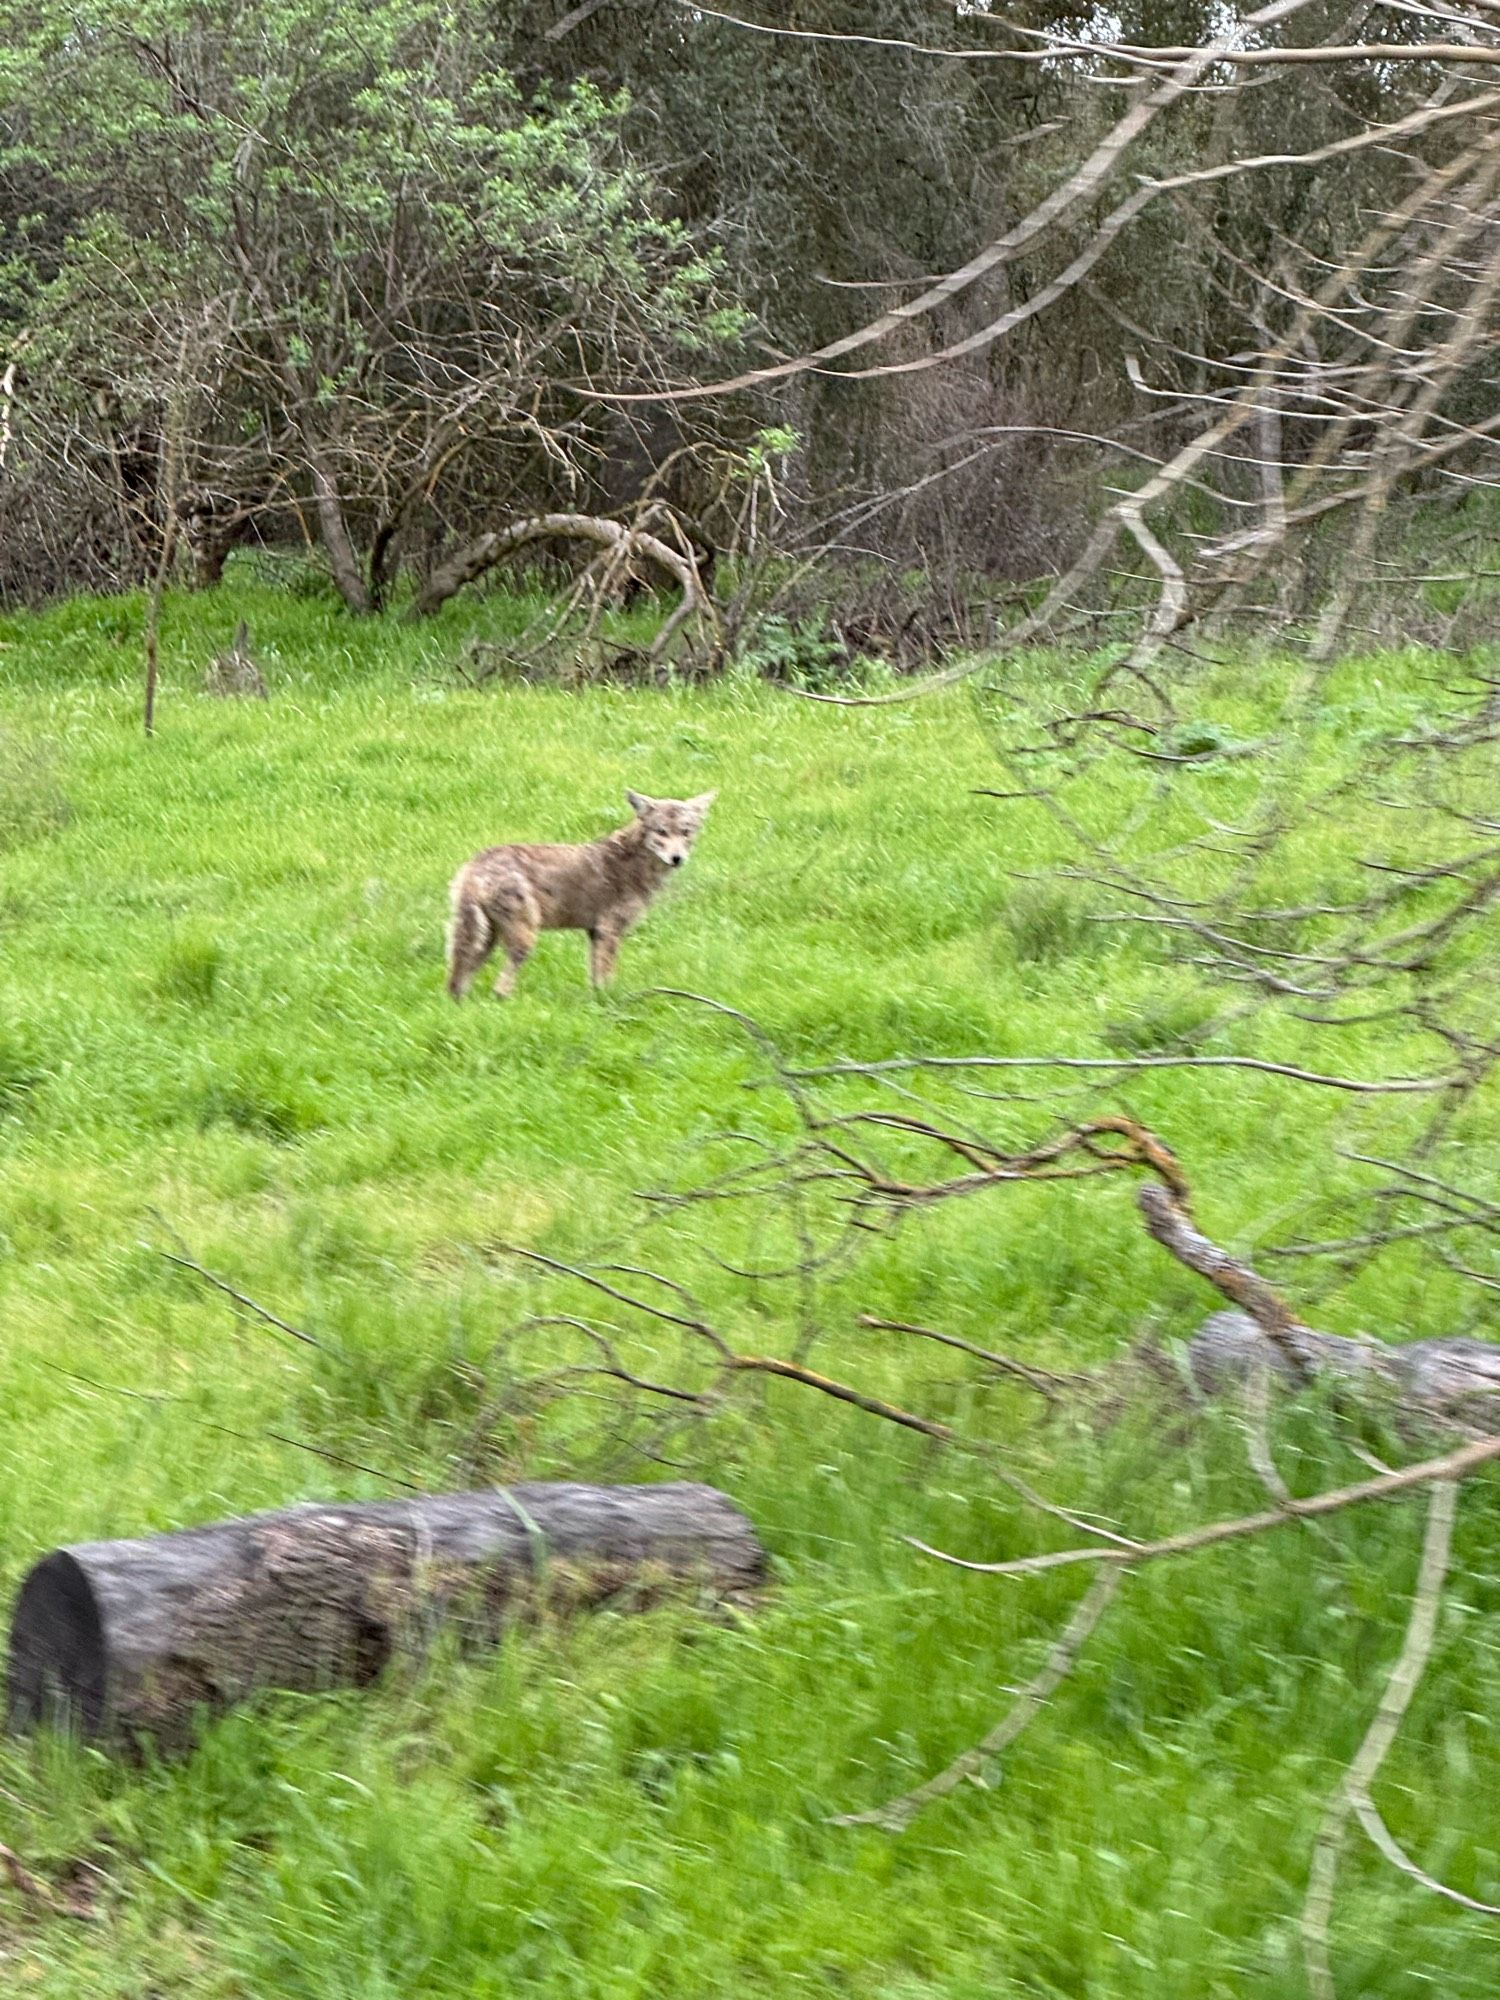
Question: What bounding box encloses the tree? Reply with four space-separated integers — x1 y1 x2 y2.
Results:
511 0 1499 602
0 0 743 607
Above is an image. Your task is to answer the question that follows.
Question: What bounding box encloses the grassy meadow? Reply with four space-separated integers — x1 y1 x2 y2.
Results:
0 579 1496 1996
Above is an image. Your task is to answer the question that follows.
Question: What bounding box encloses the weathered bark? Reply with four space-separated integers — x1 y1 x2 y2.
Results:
413 510 706 625
7 1481 764 1750
1131 1169 1500 1413
1187 1309 1500 1410
306 447 371 613
1136 1180 1319 1383
368 509 403 611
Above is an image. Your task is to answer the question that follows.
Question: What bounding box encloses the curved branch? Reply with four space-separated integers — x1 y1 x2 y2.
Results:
1351 1792 1500 1917
1136 1181 1315 1380
620 0 1322 403
831 1569 1124 1831
412 512 710 637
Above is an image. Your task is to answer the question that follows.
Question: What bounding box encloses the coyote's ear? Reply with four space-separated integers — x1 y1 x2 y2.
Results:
687 790 717 817
626 789 653 816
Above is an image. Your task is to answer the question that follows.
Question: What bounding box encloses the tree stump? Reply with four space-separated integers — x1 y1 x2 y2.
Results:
6 1481 765 1750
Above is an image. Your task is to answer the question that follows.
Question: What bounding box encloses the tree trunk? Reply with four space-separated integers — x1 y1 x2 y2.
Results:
7 1481 764 1750
175 487 257 589
306 446 371 614
368 510 403 611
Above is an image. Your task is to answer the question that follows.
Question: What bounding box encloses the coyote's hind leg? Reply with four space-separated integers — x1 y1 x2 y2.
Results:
446 893 496 1000
490 879 542 999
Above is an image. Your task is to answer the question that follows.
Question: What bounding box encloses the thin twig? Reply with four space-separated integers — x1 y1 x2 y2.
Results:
158 1249 327 1350
857 1315 1080 1397
787 1053 1465 1094
45 1362 422 1491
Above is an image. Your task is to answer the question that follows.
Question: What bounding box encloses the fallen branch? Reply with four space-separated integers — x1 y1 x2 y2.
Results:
158 1249 327 1350
1302 1478 1459 1999
727 1353 954 1441
1136 1181 1316 1382
1188 1310 1500 1411
413 513 713 659
909 1432 1500 1579
1351 1793 1500 1918
857 1315 1079 1398
831 1568 1124 1830
786 1053 1466 1095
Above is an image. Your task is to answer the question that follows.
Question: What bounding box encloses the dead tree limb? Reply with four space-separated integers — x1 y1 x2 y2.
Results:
857 1315 1080 1399
1350 1793 1500 1918
1136 1181 1317 1382
909 1432 1500 1580
831 1568 1124 1831
1187 1310 1500 1411
1302 1478 1459 2000
413 512 712 658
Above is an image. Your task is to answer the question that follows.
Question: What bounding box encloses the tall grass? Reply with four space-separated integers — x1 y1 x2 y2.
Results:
0 582 1495 1996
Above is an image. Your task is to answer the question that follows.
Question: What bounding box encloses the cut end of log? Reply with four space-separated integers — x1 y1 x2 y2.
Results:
6 1552 108 1738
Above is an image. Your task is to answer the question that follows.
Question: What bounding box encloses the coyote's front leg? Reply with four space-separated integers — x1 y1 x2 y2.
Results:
588 925 625 988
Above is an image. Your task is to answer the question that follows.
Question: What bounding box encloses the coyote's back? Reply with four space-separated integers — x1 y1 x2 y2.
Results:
446 789 714 1000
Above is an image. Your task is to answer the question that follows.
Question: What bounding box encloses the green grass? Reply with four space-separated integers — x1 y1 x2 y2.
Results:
0 581 1496 1996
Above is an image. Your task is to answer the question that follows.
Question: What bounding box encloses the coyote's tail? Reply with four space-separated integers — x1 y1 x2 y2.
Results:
445 877 492 998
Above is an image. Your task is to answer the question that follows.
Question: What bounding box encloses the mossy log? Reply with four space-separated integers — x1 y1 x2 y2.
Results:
6 1481 765 1750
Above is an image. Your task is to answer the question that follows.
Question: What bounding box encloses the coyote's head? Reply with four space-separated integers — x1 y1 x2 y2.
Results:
626 789 716 869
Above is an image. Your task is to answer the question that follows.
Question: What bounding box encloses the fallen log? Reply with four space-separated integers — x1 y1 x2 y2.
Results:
6 1481 765 1750
1187 1309 1500 1410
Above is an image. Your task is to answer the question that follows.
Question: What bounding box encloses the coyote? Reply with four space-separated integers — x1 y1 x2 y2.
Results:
446 789 716 1000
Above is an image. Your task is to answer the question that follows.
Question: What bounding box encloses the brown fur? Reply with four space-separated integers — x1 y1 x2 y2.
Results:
446 790 715 1000
204 619 268 700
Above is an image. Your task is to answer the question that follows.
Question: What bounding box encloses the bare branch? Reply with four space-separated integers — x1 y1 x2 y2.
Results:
1303 1478 1460 1999
831 1569 1124 1830
786 1054 1467 1094
1135 1181 1315 1380
158 1249 327 1351
909 1434 1498 1580
857 1315 1081 1398
1351 1793 1500 1915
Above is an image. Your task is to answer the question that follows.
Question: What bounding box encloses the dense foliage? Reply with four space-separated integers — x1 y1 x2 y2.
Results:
0 0 742 605
7 1 1493 609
